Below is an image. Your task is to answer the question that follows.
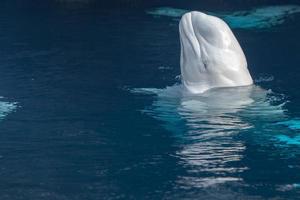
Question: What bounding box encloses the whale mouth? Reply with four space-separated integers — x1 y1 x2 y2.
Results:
179 11 253 94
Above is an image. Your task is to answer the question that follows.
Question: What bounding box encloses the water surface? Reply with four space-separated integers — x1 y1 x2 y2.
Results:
0 0 300 199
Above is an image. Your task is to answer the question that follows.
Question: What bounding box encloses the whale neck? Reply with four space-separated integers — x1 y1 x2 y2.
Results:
179 11 253 94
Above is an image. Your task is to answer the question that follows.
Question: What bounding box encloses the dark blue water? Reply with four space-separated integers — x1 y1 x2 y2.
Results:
1 0 300 199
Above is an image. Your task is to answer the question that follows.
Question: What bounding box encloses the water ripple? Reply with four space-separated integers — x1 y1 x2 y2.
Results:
133 85 288 188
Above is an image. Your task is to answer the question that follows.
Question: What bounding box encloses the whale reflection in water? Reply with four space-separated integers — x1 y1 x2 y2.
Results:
133 85 286 188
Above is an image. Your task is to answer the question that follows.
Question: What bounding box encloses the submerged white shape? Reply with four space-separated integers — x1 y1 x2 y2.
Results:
179 11 253 93
223 5 300 29
0 98 17 120
147 5 300 29
146 7 188 18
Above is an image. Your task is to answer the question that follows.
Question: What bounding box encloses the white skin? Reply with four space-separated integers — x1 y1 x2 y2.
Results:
179 11 253 94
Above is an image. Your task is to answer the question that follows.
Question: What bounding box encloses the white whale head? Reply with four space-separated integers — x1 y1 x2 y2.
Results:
179 11 253 94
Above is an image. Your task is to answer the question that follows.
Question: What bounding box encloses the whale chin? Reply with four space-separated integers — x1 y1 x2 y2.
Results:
179 11 253 94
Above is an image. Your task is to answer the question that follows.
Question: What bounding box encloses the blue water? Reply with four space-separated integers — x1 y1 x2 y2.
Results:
1 0 300 199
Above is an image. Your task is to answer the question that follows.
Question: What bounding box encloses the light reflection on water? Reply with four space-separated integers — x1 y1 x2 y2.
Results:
133 85 288 188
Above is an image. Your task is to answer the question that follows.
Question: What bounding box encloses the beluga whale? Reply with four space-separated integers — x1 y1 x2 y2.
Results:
179 11 253 93
130 10 300 190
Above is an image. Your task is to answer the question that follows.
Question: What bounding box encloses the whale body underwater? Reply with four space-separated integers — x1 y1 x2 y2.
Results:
147 5 300 29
